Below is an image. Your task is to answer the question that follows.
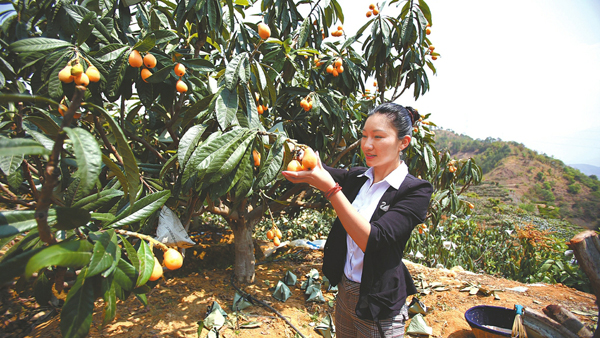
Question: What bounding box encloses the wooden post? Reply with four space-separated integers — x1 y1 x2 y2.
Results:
567 230 600 338
543 304 593 338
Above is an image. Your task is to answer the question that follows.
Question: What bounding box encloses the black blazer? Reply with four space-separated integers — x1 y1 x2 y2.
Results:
322 165 432 321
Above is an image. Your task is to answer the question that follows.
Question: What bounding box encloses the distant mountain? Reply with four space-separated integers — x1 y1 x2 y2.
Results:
569 164 600 178
434 129 600 230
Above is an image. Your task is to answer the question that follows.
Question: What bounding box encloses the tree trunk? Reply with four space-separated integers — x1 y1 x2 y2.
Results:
230 218 255 284
567 230 600 338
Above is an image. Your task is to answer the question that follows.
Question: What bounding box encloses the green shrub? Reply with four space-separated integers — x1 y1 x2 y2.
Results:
567 183 581 194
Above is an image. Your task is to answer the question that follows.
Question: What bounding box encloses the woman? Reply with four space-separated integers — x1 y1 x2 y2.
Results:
282 103 433 337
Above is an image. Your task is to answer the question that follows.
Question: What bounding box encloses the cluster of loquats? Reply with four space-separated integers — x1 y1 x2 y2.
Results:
326 58 344 77
149 248 184 281
300 96 313 111
287 146 318 172
447 160 457 173
425 24 438 60
366 3 379 17
58 58 101 88
266 226 283 246
254 93 268 115
331 25 344 37
129 49 188 93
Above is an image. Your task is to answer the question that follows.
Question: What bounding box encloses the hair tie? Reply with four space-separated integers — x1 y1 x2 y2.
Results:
406 106 420 126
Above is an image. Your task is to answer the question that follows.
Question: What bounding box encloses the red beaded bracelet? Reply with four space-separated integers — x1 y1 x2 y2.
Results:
324 183 342 200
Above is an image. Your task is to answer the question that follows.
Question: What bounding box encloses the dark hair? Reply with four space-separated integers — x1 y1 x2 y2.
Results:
367 102 420 140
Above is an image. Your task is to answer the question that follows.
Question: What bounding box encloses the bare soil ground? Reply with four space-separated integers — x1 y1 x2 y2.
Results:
2 239 595 338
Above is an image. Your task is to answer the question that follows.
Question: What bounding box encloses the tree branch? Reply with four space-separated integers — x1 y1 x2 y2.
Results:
330 140 360 167
35 86 86 245
126 131 166 163
94 115 123 165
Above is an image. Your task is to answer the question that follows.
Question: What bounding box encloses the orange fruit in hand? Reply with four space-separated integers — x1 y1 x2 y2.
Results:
163 248 183 270
86 66 100 82
301 147 318 170
141 68 152 83
258 22 271 40
174 63 186 77
273 236 281 246
266 230 275 240
143 53 157 68
149 257 163 281
59 66 74 83
129 50 143 68
176 79 188 92
287 159 304 171
253 149 261 166
74 73 89 86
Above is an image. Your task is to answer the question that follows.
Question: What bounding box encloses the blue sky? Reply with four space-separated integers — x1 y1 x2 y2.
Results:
343 0 600 166
2 1 599 166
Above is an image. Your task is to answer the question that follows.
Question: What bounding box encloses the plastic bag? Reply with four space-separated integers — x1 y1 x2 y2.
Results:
155 206 195 248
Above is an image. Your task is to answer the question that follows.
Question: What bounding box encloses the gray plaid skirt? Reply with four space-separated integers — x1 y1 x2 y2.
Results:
335 274 409 338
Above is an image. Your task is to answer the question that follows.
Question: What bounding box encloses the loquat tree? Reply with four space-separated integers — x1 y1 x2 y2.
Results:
0 0 480 336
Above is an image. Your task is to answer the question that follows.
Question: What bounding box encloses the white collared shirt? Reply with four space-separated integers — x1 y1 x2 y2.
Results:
344 161 409 283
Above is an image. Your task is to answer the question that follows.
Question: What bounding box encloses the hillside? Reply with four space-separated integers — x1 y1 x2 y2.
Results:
434 129 600 230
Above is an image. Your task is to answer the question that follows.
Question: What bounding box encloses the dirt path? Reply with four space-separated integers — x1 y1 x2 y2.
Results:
22 247 597 338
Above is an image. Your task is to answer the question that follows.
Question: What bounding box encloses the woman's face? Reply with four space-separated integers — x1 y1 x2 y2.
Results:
361 113 410 169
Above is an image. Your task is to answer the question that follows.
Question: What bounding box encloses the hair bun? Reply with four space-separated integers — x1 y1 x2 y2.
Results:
405 106 420 126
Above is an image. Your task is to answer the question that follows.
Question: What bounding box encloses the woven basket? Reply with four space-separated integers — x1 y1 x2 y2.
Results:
465 305 515 338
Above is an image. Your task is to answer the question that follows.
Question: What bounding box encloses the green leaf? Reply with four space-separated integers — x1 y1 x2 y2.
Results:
231 142 254 200
119 235 139 277
224 52 247 90
0 246 44 285
0 138 51 157
63 127 102 200
0 210 56 238
77 12 97 46
86 230 120 278
178 124 208 169
102 275 117 327
135 239 154 287
184 58 216 72
194 129 244 182
297 17 310 48
133 33 156 53
114 258 136 291
89 104 140 207
106 49 129 98
60 270 94 338
54 207 91 230
215 86 238 130
25 240 94 278
144 65 171 83
0 154 23 176
109 190 171 228
254 135 285 189
71 189 124 211
8 37 72 53
153 30 179 44
101 154 129 198
418 0 432 26
205 130 256 184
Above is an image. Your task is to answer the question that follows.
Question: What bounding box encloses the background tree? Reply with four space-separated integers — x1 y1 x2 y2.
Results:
0 0 480 337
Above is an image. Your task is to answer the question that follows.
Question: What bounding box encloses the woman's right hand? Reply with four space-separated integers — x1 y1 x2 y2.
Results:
281 151 336 193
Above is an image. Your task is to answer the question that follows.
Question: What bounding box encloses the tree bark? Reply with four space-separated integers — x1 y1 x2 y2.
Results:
230 218 255 284
523 307 579 338
567 230 600 338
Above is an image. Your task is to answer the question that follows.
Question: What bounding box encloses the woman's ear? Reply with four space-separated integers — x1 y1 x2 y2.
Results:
400 135 411 151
